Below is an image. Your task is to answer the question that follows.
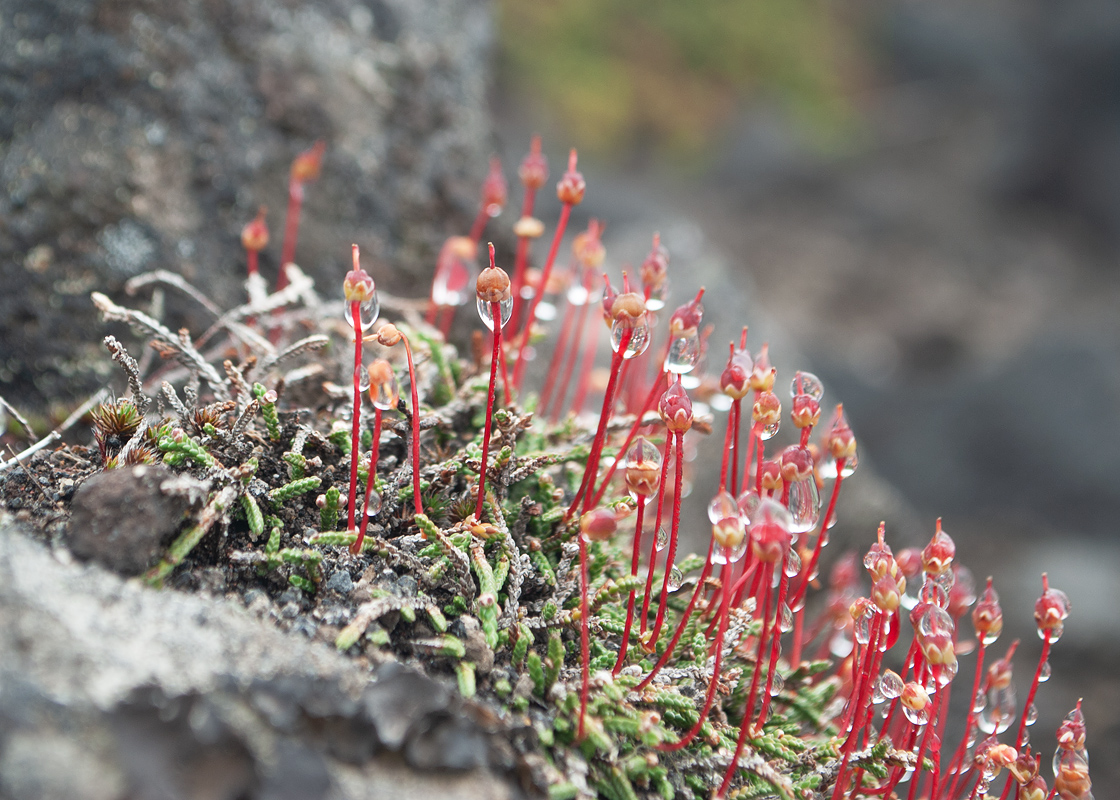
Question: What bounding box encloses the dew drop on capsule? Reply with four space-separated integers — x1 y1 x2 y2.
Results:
476 295 513 331
708 490 738 524
665 333 701 374
344 296 381 333
611 317 652 359
786 478 821 533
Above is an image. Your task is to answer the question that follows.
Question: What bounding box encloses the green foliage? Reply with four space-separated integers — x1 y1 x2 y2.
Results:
267 476 321 503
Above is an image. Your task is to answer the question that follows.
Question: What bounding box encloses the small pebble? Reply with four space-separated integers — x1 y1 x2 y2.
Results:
291 617 317 638
278 587 305 607
325 569 353 595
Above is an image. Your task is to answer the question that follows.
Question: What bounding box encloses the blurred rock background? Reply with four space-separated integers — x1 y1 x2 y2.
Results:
493 0 1120 792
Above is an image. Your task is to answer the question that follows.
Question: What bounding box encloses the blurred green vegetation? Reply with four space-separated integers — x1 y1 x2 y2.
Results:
497 0 861 158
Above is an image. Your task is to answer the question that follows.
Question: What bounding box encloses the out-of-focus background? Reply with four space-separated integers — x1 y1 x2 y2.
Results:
492 0 1120 790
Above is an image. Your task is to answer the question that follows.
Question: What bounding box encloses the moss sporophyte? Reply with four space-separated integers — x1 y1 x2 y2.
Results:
70 137 1096 800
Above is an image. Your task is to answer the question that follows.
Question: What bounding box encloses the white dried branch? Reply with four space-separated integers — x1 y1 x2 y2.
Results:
0 388 109 474
124 270 223 317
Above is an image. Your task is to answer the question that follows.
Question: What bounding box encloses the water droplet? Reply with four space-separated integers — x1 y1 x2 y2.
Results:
903 704 930 726
1025 703 1038 726
667 567 683 591
979 689 1016 734
868 613 886 651
708 490 738 524
736 490 760 523
712 540 748 564
344 297 381 332
655 527 669 552
665 333 701 374
840 451 858 477
432 259 474 306
931 568 955 598
880 671 904 700
534 300 558 321
610 318 652 360
709 394 732 412
364 491 382 517
1040 623 1064 642
768 671 785 696
920 580 948 608
786 478 821 533
1039 660 1051 683
356 365 371 393
760 419 780 440
790 371 824 400
936 659 958 686
784 548 802 578
854 614 872 645
973 690 987 713
918 604 953 638
830 629 854 658
476 295 514 331
566 284 590 306
645 284 668 312
779 602 793 632
371 372 400 411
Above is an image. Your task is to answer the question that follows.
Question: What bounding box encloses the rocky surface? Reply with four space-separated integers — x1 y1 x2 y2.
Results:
0 517 529 800
0 0 493 407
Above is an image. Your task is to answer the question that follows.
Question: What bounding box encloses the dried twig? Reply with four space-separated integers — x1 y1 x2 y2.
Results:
124 269 223 317
0 395 36 440
92 292 227 399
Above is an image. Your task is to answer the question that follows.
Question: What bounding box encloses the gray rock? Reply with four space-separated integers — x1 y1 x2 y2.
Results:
0 0 494 407
325 569 354 596
66 464 204 575
0 517 531 800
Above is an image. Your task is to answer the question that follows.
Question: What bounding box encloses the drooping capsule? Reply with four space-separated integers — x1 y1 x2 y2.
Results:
367 360 399 411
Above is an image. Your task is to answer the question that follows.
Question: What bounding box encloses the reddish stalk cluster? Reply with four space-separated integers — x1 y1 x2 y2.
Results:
418 138 1094 798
